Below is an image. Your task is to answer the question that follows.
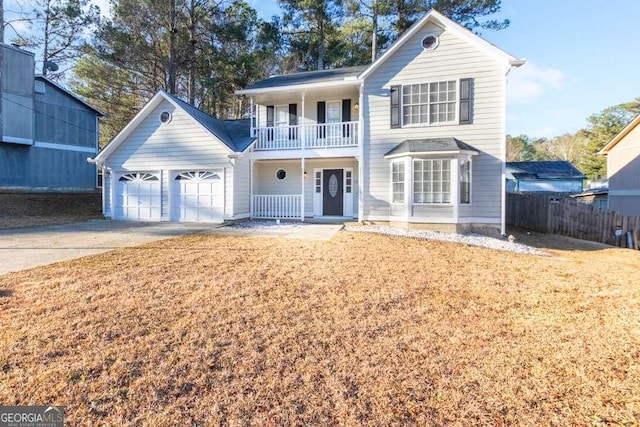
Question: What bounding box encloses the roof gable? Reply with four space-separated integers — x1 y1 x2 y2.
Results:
358 9 524 81
599 113 640 154
35 76 105 116
93 90 254 163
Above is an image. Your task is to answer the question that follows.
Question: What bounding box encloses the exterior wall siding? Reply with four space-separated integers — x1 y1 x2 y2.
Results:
362 22 507 224
35 82 98 149
0 144 97 190
1 45 34 143
233 157 251 217
105 100 232 171
607 124 640 216
253 158 358 217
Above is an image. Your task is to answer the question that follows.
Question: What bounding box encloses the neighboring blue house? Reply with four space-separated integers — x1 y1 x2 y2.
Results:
0 43 103 191
506 161 586 193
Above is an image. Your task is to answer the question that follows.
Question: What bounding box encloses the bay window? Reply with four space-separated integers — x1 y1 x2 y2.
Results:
392 162 405 203
413 159 451 204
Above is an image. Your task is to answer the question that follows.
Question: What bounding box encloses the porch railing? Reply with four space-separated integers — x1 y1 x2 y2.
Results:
254 121 359 151
252 195 302 219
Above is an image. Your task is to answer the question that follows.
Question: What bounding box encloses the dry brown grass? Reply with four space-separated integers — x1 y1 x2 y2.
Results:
0 193 102 229
1 231 639 426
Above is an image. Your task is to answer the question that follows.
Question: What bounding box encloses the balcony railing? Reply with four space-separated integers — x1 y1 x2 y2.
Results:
254 121 359 151
252 194 302 219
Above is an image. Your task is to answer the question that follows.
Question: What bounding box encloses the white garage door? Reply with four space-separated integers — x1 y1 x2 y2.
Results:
115 172 162 221
172 171 224 222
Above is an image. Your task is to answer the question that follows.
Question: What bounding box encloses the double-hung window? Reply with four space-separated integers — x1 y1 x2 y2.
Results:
392 162 405 203
402 81 457 126
460 159 471 204
413 159 451 204
391 79 472 128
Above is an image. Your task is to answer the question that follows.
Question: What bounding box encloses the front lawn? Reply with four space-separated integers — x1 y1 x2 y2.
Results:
1 231 639 425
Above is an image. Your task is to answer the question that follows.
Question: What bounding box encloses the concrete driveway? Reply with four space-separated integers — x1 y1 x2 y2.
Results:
0 221 213 275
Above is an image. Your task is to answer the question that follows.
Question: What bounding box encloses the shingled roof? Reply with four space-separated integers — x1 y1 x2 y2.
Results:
166 93 254 152
384 138 479 158
240 65 368 91
506 161 586 180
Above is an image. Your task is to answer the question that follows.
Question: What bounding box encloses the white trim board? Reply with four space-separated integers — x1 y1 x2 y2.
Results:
34 141 97 154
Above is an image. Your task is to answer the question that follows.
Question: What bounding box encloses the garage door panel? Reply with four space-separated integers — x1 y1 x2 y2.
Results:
172 170 223 222
115 172 162 221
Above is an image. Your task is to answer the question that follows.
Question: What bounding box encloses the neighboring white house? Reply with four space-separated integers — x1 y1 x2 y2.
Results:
91 9 523 234
599 114 640 216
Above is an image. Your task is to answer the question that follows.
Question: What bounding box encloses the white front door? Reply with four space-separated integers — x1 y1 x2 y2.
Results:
115 172 162 221
172 171 224 222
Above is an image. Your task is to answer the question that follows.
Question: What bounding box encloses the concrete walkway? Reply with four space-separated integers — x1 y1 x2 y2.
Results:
0 220 344 275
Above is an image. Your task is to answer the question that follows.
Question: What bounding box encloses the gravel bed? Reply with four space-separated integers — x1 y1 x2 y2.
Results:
345 225 548 255
229 220 305 232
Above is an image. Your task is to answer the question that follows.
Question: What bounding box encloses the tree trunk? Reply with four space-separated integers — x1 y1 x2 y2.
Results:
317 19 325 70
41 0 52 76
371 0 378 63
187 0 197 105
168 0 177 94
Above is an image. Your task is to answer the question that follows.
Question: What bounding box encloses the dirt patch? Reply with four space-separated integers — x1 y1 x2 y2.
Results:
0 192 102 229
1 232 639 425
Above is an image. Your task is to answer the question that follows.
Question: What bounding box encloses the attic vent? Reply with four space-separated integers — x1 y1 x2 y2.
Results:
159 111 172 124
34 81 46 94
422 35 439 50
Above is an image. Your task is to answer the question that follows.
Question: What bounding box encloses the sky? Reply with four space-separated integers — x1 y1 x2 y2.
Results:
5 0 640 139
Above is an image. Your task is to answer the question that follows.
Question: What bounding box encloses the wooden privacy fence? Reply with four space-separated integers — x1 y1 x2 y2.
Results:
506 193 640 248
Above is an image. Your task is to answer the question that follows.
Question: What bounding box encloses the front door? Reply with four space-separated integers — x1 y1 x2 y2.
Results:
323 169 343 216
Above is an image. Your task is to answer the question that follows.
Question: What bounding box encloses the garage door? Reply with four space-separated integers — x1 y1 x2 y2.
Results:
172 171 224 222
115 172 162 221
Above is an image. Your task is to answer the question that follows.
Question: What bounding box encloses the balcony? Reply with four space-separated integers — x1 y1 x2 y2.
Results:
254 121 359 151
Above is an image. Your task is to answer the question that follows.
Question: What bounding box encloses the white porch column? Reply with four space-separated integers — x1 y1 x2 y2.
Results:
250 159 255 218
249 97 255 137
301 158 305 221
301 92 306 150
357 83 365 222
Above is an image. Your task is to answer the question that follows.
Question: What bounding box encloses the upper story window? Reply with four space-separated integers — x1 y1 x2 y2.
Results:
402 81 456 125
421 35 439 50
390 78 472 129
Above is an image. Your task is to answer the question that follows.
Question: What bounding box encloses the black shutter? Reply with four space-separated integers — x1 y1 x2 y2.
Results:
390 85 401 128
342 99 351 137
459 78 473 124
266 105 274 141
288 103 297 140
317 101 326 138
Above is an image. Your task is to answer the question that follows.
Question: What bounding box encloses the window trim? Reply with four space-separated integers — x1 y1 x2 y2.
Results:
401 80 459 127
275 168 287 180
391 161 405 204
412 159 453 205
459 158 472 205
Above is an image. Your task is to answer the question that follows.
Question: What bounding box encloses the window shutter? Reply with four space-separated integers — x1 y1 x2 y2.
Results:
288 103 298 140
317 101 326 138
459 78 473 124
266 105 274 141
266 105 274 126
390 85 401 128
288 103 298 125
342 99 351 137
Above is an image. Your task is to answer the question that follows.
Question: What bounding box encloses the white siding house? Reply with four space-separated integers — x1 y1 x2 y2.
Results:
91 9 523 233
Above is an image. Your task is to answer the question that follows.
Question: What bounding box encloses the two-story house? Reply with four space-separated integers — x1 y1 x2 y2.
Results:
91 10 523 234
1 43 104 191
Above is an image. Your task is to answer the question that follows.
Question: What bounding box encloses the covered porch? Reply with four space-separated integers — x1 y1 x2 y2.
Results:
250 158 359 221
